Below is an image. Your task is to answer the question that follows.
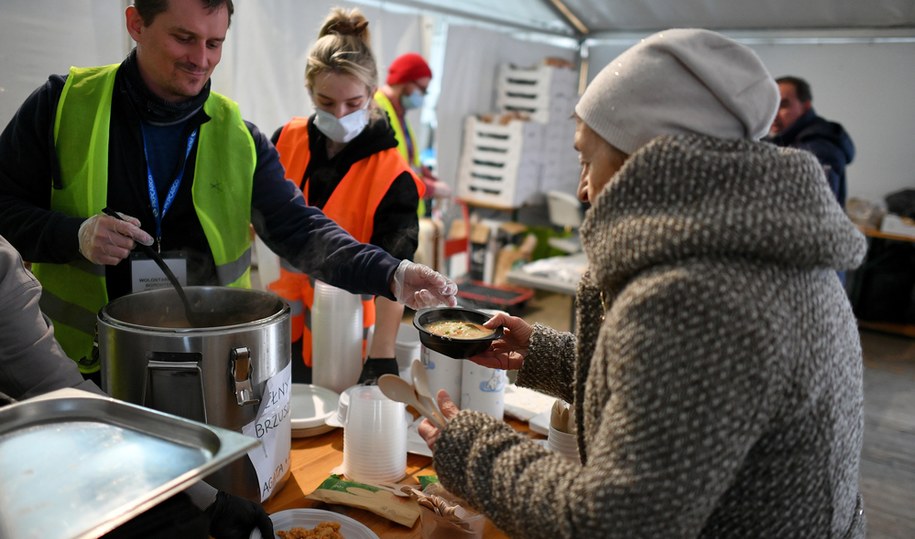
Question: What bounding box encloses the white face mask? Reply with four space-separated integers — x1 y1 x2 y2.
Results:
313 105 369 143
401 89 424 110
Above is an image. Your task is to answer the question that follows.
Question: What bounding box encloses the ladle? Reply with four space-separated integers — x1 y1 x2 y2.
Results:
102 208 206 327
377 374 446 429
411 360 447 427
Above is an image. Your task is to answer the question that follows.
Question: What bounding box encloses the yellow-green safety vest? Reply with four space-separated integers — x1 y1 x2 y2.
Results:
31 64 256 372
374 90 426 217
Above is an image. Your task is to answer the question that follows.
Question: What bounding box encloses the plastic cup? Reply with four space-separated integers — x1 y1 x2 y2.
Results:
460 362 506 419
547 426 578 462
421 345 462 406
395 323 422 371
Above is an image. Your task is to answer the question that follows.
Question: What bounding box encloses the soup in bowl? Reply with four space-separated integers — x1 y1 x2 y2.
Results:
413 307 503 359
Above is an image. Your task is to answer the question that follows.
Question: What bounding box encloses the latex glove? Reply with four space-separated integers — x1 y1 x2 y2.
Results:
468 311 532 371
391 260 458 309
206 491 274 539
78 211 153 265
418 389 461 450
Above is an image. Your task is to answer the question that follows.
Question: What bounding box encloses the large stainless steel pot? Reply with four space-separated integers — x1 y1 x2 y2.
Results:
98 286 291 502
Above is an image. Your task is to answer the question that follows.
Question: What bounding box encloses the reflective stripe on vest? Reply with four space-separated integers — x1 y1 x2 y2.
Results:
270 117 422 366
32 64 255 371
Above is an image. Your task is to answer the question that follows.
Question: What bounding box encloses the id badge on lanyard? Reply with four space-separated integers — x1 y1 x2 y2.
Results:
130 251 188 293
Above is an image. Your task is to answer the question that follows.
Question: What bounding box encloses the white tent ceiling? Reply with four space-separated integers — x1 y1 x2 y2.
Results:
380 0 915 38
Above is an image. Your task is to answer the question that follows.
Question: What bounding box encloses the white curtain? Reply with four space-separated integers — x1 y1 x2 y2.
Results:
0 0 128 126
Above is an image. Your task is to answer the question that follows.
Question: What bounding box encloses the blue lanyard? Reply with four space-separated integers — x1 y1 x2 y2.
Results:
141 126 198 247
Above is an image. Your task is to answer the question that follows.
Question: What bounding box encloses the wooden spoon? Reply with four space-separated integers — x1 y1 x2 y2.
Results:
377 374 446 429
411 360 448 426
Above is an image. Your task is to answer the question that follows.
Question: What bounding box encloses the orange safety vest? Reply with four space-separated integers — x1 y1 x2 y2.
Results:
270 117 423 367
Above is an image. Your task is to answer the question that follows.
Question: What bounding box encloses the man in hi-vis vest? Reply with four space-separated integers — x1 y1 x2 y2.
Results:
0 0 457 384
375 53 452 216
0 0 457 537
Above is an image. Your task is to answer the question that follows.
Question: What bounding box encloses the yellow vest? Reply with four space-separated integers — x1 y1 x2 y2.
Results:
374 90 425 216
32 64 255 371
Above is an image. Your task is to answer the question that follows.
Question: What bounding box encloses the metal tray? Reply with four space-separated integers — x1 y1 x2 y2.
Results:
0 388 259 539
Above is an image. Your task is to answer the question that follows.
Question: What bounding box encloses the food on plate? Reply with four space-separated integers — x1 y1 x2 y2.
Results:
276 521 343 539
424 320 494 339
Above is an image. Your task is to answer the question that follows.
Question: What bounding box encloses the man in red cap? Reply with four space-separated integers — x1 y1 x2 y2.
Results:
375 53 451 215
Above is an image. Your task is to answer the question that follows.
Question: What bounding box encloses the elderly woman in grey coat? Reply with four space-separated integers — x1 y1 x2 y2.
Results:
419 29 867 538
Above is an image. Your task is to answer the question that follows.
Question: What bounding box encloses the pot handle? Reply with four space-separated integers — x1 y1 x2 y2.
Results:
231 347 260 407
143 358 207 423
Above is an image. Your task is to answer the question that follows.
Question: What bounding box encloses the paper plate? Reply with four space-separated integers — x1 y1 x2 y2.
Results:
290 384 339 430
250 508 378 539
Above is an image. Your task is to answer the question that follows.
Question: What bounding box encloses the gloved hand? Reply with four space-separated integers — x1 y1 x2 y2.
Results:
206 490 274 539
391 260 458 310
357 357 399 385
78 211 153 265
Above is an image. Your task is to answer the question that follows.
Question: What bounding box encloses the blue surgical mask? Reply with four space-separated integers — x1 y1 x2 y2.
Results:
313 106 369 143
401 89 424 110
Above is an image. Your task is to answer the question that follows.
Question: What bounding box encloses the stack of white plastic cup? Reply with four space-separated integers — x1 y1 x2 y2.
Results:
420 345 463 406
343 385 407 483
312 280 363 393
461 362 506 419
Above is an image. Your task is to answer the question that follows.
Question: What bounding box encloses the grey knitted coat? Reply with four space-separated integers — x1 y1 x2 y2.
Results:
432 134 868 538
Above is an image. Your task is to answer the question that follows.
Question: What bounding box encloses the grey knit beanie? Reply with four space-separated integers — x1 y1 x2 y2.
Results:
575 28 778 154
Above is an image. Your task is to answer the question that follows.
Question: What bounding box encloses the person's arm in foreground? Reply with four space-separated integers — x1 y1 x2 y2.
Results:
248 122 455 309
419 275 772 538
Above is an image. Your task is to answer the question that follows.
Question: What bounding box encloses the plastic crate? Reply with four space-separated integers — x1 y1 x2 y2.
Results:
457 116 544 208
496 64 577 123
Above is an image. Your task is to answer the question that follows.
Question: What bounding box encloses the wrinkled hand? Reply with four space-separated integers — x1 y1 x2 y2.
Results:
78 211 153 265
418 389 461 450
206 491 273 539
392 260 458 309
468 311 532 371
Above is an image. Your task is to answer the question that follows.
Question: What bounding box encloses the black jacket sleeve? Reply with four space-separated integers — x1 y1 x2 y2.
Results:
247 122 399 299
0 75 84 263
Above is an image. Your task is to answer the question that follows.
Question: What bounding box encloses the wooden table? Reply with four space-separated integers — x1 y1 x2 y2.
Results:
263 419 536 537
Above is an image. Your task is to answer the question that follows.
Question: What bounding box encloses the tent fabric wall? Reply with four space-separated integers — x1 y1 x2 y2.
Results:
214 0 427 137
2 0 912 209
0 0 127 125
0 0 425 141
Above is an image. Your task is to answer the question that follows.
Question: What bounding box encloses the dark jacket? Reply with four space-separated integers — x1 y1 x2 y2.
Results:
766 108 855 207
433 135 867 538
0 53 398 302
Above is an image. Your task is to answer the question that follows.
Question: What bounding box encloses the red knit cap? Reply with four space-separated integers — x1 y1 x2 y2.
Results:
386 53 432 85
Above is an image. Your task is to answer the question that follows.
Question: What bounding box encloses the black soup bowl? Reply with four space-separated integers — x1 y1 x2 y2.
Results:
413 307 503 359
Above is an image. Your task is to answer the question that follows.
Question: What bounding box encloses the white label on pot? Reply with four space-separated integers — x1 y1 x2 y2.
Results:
242 362 292 501
130 255 187 293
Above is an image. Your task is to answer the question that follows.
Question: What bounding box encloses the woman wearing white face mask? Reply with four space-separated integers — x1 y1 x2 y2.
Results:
269 8 425 385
